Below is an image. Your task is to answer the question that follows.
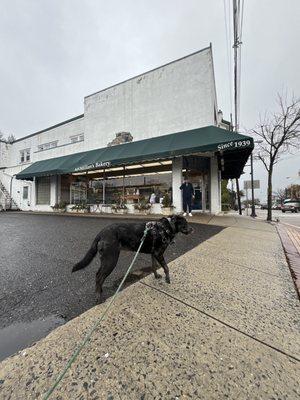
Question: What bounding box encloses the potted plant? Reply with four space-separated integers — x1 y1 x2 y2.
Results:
133 196 151 215
70 202 89 213
112 203 128 214
161 193 175 215
111 193 128 215
51 200 67 213
112 200 128 215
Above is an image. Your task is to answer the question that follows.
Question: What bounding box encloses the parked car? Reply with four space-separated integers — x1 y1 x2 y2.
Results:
272 204 282 210
260 204 268 210
281 200 300 213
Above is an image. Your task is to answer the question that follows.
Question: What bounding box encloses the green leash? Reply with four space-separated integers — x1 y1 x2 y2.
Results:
43 227 149 399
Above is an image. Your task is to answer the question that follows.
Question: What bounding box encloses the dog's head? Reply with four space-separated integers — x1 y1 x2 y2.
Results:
169 215 193 235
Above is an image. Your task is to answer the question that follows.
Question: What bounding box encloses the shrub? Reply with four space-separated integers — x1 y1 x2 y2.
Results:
71 202 88 211
134 196 151 211
161 193 174 208
112 192 128 211
52 201 67 210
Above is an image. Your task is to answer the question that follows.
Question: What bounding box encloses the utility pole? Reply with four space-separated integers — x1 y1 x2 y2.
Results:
233 0 242 215
233 0 239 132
250 152 257 217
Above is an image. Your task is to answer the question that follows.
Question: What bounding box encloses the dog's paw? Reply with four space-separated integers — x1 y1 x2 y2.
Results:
155 273 162 279
165 276 171 284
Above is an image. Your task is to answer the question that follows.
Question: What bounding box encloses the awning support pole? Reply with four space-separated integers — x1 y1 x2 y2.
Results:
103 169 106 205
122 166 125 201
85 172 88 203
236 178 242 215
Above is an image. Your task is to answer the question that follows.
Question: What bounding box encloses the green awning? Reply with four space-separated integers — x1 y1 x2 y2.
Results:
16 125 253 180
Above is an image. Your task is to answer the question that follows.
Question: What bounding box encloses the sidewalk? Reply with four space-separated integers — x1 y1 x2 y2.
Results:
0 216 299 399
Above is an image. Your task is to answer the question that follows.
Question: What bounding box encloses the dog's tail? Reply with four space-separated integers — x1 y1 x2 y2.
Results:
72 234 101 272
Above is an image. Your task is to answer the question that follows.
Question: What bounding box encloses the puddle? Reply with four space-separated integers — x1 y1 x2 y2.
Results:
0 315 65 362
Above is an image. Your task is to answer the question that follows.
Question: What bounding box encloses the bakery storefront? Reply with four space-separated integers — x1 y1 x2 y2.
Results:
16 126 254 215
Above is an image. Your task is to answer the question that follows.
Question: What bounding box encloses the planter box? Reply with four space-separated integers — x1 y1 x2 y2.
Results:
69 209 88 214
134 209 151 215
52 208 66 213
112 209 128 215
161 207 175 216
89 204 102 213
102 205 112 214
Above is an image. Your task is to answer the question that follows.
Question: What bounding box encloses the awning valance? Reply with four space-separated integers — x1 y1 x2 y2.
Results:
16 125 254 180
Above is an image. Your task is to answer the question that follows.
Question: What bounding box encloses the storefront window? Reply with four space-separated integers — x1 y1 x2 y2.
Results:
85 172 172 205
87 179 103 204
70 181 87 204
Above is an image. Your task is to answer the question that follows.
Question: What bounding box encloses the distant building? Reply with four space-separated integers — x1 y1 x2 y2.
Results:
0 45 253 214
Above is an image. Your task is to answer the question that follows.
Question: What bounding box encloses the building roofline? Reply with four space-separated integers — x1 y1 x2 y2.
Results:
13 114 84 143
85 45 211 99
12 45 212 144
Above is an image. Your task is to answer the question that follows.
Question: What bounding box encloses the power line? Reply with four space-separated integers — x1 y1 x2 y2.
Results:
233 0 238 130
232 0 243 132
223 0 233 113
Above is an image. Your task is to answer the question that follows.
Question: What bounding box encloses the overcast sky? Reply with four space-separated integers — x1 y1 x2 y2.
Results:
0 0 299 199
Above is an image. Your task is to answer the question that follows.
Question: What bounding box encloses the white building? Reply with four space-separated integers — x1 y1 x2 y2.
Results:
0 45 253 214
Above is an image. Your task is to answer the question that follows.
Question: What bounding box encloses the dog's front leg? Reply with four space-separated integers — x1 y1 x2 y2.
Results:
151 254 162 279
155 254 170 284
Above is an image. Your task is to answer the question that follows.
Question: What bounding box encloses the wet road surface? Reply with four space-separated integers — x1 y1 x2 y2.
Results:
0 213 223 360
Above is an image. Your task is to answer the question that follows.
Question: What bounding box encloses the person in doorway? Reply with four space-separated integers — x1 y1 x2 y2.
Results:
180 177 194 217
149 192 156 204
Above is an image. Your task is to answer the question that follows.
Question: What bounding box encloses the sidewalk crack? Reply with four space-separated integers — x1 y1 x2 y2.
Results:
140 281 300 363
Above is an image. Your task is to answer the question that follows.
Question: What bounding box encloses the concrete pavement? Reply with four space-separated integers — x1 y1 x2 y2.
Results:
0 215 299 399
0 213 222 361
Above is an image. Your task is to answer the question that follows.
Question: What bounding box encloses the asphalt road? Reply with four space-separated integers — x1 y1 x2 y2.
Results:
254 209 300 228
0 213 223 360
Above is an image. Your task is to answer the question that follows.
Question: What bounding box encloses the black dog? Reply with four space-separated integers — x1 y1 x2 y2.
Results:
72 215 192 295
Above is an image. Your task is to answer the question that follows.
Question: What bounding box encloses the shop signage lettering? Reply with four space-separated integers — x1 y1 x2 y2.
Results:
74 161 111 172
217 140 252 151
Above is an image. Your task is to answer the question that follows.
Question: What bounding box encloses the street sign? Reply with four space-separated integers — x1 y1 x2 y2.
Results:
243 180 260 190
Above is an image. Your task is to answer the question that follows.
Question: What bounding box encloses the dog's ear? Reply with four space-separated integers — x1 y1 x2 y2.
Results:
170 215 180 232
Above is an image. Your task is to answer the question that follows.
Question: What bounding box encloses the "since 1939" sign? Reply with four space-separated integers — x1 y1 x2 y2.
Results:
217 139 252 151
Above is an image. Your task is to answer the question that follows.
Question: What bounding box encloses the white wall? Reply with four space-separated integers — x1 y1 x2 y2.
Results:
84 47 217 150
0 117 84 209
0 168 33 210
0 46 221 212
210 157 221 214
0 141 11 168
172 157 183 213
7 116 84 168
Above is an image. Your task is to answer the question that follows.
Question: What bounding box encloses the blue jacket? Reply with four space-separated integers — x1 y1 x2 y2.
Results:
180 182 194 199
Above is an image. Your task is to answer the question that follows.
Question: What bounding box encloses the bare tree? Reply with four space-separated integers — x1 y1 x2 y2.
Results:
252 94 300 221
6 134 15 144
0 131 15 144
273 188 286 204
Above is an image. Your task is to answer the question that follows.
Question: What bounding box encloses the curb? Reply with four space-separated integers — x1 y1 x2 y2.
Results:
276 223 300 299
3 210 214 224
